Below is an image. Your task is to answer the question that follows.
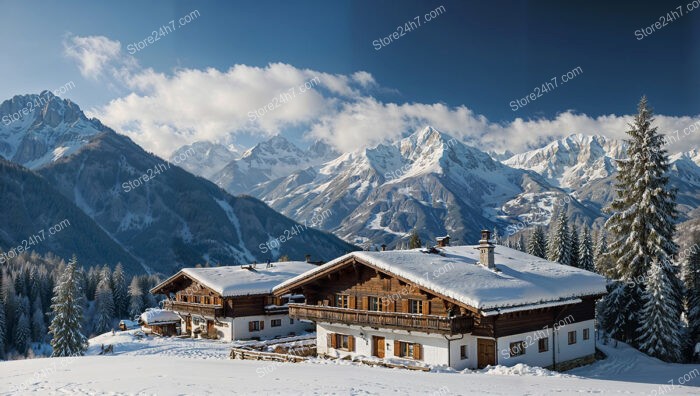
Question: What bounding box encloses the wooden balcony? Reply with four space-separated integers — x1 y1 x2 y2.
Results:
164 300 224 318
288 304 473 335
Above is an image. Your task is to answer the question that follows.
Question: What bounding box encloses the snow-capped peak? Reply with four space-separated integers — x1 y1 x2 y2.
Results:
0 92 104 169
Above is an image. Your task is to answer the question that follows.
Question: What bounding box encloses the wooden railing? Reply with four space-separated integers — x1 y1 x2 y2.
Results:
164 300 224 317
288 304 472 335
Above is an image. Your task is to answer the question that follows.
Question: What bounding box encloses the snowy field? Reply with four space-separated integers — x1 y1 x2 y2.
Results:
0 331 698 395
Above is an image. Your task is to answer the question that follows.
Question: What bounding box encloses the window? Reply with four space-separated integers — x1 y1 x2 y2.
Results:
538 338 549 353
271 319 282 327
583 328 590 340
338 334 349 350
460 345 467 360
248 320 264 332
290 318 294 324
509 341 526 357
368 296 382 311
396 341 422 360
408 299 423 314
336 295 349 308
568 331 577 345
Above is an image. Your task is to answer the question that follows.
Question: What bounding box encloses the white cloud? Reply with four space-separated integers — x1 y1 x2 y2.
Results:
63 35 124 79
67 35 700 158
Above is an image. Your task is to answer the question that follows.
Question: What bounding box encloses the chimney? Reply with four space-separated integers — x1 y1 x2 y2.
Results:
436 235 450 247
477 230 495 269
305 254 311 263
381 244 387 251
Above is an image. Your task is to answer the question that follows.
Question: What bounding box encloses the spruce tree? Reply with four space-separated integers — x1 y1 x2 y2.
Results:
569 227 580 268
0 295 5 359
408 230 423 249
604 97 681 347
527 226 547 259
31 296 45 343
595 233 614 277
579 226 595 272
638 256 683 362
128 277 144 319
517 234 526 252
683 241 700 352
94 279 115 334
112 264 128 318
15 312 30 354
492 228 501 245
548 210 571 265
49 257 88 357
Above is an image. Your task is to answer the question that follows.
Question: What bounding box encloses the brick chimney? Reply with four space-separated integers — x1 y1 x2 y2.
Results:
477 230 495 269
436 235 450 247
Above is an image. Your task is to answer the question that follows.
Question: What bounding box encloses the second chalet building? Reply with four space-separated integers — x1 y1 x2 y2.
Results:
151 261 317 341
273 231 607 370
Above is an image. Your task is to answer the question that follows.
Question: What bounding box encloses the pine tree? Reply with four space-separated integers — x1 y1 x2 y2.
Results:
492 228 502 245
600 281 634 342
128 277 144 319
31 296 45 343
408 230 423 249
595 233 614 277
684 242 700 349
15 312 30 354
579 226 595 272
112 264 128 318
604 97 681 347
638 256 683 362
94 279 115 334
0 294 5 359
569 227 580 268
517 234 526 252
49 256 88 357
527 227 547 259
548 211 571 265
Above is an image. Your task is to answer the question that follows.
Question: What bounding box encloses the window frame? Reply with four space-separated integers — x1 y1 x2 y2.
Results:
336 294 349 308
368 296 382 311
336 334 350 350
538 338 549 353
460 345 467 360
583 328 589 340
568 330 577 345
509 341 526 357
271 319 282 327
408 299 423 314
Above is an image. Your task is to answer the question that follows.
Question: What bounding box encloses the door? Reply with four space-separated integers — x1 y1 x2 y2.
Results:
185 316 192 334
207 320 217 338
477 338 496 368
373 336 385 358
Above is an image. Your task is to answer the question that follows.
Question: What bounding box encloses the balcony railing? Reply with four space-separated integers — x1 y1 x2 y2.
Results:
288 304 472 335
164 300 224 318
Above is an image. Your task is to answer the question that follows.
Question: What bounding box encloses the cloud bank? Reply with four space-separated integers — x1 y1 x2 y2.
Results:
65 34 700 157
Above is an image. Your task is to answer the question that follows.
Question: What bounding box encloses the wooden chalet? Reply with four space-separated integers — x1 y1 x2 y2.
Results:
150 261 317 341
274 231 607 370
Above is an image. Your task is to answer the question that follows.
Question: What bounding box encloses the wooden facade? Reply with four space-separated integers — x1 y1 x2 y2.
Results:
275 256 602 340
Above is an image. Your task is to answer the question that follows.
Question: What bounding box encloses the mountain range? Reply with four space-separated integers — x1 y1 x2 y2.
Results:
187 129 700 249
0 93 356 275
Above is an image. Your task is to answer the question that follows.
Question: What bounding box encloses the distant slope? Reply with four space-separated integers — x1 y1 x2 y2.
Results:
38 130 356 275
0 158 142 273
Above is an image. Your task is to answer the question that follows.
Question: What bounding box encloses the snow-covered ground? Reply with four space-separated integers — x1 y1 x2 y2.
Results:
1 331 698 395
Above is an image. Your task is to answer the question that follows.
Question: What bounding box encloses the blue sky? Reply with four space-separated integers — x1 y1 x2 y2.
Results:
1 0 699 155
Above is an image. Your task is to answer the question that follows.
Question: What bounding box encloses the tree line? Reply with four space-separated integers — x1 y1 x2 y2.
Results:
0 251 162 359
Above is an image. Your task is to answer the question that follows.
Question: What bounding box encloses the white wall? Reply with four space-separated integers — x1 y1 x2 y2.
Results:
553 319 595 364
495 319 596 368
232 314 314 340
317 323 451 367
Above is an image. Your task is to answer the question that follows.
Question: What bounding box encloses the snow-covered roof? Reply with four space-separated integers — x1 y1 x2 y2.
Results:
179 261 319 297
274 246 607 313
140 309 180 325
